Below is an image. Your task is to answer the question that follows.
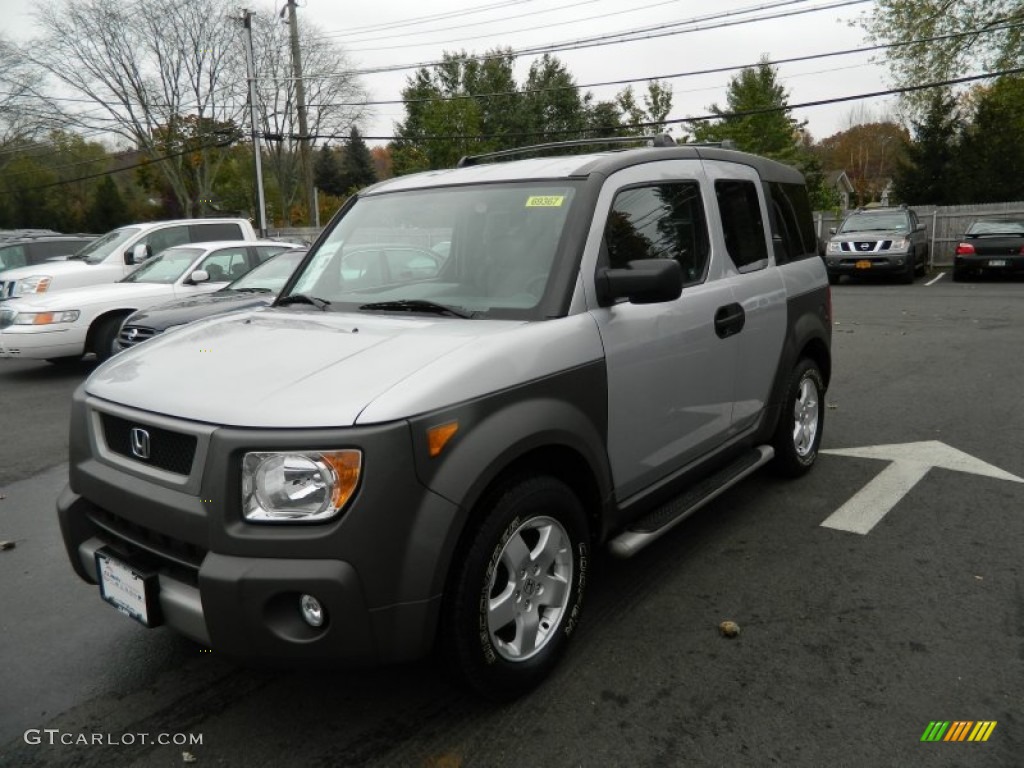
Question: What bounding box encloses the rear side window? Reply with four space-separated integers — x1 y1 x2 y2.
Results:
715 180 768 271
767 182 817 263
0 244 26 269
190 222 242 241
604 182 710 285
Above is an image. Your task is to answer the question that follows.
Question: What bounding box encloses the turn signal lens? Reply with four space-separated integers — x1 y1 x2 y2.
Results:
427 421 459 458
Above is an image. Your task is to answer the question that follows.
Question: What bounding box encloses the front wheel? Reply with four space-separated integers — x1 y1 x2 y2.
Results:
441 476 589 701
91 316 123 362
771 359 825 477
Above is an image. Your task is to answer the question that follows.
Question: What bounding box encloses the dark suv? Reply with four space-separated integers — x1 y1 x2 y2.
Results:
57 136 832 700
824 206 929 284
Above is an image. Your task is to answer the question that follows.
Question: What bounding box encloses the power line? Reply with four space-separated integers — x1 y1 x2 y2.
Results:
305 21 1024 109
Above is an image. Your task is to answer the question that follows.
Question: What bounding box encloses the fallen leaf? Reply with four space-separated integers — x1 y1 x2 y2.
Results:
182 752 197 764
0 541 15 551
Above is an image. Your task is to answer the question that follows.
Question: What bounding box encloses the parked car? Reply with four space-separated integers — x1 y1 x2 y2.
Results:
0 236 97 271
823 205 929 284
0 218 258 300
56 136 831 700
953 218 1024 281
0 241 298 363
117 248 307 350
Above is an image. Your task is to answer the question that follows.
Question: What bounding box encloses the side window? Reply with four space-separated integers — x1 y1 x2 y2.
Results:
0 245 26 270
141 225 190 258
198 247 249 282
715 180 768 271
768 182 817 263
191 222 242 242
604 182 710 285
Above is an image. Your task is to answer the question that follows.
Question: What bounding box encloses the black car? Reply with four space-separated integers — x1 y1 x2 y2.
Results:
0 236 97 271
953 218 1024 281
116 248 306 350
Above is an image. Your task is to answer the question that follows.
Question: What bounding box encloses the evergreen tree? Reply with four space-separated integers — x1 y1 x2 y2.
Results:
87 176 130 232
893 90 960 205
338 127 377 192
314 144 346 197
957 76 1024 203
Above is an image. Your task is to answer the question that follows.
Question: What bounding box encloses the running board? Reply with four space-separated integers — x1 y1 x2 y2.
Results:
608 445 774 559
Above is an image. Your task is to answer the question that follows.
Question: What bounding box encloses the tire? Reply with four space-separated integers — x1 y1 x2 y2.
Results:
91 316 123 362
441 475 589 701
899 252 915 284
827 272 840 286
45 356 82 366
771 359 825 478
952 267 968 283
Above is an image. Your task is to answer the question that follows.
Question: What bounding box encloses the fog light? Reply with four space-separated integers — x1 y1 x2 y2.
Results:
299 594 325 627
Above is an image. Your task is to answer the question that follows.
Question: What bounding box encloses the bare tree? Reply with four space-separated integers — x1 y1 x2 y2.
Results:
0 34 45 153
251 12 368 223
25 0 248 216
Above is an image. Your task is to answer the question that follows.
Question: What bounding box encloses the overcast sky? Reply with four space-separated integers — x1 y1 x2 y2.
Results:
1 0 898 145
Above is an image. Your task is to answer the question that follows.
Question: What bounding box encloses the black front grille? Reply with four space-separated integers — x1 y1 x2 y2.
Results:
87 507 205 584
118 324 159 348
101 413 197 475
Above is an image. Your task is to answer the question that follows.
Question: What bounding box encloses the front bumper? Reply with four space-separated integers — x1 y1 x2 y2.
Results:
0 325 85 359
824 252 912 276
57 392 464 665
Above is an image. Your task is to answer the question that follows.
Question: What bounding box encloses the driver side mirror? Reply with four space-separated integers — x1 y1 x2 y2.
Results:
125 243 151 265
188 269 210 284
596 259 683 306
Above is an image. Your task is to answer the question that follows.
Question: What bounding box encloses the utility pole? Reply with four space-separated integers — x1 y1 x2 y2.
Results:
285 0 315 226
241 9 268 237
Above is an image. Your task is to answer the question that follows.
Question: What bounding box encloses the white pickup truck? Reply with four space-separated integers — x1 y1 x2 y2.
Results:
0 219 257 300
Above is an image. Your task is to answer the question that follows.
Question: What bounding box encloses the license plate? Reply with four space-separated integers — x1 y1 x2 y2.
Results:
855 260 872 269
95 549 159 627
988 259 1007 267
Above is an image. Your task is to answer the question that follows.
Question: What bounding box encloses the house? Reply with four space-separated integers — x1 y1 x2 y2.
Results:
824 170 855 210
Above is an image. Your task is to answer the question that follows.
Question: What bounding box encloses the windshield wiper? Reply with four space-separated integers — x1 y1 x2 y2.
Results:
277 293 331 310
359 299 475 318
233 287 273 293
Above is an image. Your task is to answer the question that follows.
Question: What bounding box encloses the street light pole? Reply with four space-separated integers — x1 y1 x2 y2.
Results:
241 9 268 237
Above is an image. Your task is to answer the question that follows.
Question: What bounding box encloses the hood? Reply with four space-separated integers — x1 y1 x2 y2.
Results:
125 291 273 331
9 282 175 311
86 309 530 427
831 228 907 240
0 259 100 281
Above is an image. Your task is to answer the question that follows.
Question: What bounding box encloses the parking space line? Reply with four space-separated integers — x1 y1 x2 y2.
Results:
926 272 945 286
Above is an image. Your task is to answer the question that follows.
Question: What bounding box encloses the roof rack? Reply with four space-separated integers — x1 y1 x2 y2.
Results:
456 133 677 168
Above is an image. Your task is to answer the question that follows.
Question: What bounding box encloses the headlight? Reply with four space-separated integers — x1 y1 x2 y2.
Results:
890 237 909 250
242 450 362 523
12 276 52 296
826 241 842 254
14 310 80 325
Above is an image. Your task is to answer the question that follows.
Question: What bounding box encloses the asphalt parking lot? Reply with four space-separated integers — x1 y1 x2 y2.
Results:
1 273 1022 767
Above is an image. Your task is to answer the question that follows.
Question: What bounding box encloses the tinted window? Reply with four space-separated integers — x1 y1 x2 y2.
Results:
605 182 710 285
715 180 767 270
768 182 817 263
0 244 26 270
191 222 242 241
140 225 191 257
255 245 289 262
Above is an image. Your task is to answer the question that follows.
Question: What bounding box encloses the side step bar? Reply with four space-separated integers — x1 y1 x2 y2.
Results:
608 445 775 559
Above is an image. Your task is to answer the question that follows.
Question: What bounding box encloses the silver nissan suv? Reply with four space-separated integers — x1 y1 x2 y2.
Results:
57 136 832 700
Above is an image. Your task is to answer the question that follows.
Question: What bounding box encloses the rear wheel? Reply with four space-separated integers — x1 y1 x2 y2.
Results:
441 475 589 701
952 267 969 282
771 358 825 477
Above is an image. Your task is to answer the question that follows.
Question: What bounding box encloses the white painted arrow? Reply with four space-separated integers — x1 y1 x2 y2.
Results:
820 441 1024 535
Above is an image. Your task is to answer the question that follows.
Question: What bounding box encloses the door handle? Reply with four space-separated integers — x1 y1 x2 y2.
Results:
714 303 746 339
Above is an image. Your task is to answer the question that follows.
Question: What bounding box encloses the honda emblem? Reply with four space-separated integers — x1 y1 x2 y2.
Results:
130 427 151 460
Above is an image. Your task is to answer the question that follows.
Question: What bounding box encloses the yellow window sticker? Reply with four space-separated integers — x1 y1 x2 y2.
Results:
525 195 565 208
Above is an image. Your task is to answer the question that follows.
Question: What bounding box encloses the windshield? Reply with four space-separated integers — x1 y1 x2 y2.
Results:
283 182 579 319
76 227 142 264
967 219 1024 236
122 247 203 284
839 212 909 234
230 250 306 291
